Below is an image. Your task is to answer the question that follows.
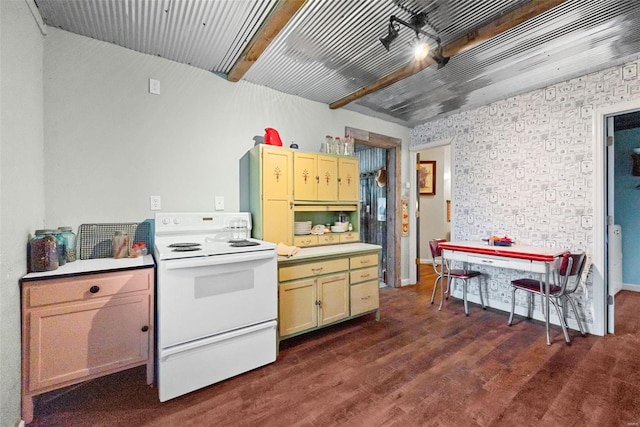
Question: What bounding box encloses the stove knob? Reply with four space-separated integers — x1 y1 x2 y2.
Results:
162 217 171 225
173 218 181 224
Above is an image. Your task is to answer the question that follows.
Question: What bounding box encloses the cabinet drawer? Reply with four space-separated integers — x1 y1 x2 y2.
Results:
26 269 152 308
350 280 379 316
339 232 359 243
350 253 378 269
279 258 349 282
293 235 318 247
350 266 378 284
318 233 339 245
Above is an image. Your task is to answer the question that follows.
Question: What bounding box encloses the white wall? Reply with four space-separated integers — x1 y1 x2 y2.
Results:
0 0 46 424
43 28 410 225
418 145 451 261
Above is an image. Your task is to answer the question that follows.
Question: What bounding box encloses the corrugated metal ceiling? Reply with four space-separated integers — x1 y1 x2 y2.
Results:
35 0 640 127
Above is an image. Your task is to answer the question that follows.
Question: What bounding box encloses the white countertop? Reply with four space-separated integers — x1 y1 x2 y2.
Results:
22 255 155 281
278 243 382 262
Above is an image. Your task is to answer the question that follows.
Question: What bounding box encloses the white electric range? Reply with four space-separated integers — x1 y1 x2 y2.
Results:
154 212 277 402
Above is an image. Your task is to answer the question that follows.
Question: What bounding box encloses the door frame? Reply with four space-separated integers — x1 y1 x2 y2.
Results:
409 138 453 285
347 127 402 288
593 98 640 335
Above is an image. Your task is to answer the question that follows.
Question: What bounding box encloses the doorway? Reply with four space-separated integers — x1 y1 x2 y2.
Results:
594 98 640 335
347 127 402 288
606 110 640 333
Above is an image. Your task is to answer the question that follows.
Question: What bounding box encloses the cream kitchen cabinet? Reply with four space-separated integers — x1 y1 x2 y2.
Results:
241 145 360 247
278 258 349 337
241 145 294 245
293 152 338 201
349 253 380 316
277 245 381 342
293 152 359 202
337 157 359 201
20 259 154 424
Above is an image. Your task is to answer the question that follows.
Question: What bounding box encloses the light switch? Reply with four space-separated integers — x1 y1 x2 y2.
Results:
149 78 161 95
215 196 224 211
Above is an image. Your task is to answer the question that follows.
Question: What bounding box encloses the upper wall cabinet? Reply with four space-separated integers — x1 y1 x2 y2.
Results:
293 153 359 202
241 145 360 246
337 157 359 202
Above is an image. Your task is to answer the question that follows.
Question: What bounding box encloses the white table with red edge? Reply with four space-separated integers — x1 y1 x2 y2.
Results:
438 241 569 345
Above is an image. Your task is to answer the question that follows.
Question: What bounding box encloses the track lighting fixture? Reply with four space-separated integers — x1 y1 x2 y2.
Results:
379 12 449 66
379 23 399 51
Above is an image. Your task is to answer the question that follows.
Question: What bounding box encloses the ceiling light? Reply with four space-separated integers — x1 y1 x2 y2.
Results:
413 37 430 61
379 13 449 68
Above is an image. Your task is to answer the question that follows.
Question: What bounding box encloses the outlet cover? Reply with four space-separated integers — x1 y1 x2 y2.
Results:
150 195 161 210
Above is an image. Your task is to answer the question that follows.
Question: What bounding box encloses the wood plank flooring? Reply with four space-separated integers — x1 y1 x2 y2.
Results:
29 267 640 426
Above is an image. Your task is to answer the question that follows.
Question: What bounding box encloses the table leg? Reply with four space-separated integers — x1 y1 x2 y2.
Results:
545 262 551 345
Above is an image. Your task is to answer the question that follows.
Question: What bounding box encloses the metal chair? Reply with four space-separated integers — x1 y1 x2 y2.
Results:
508 252 587 345
429 239 485 316
429 239 447 306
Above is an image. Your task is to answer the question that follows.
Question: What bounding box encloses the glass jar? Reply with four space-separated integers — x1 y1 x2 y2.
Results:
30 230 59 272
58 226 77 262
112 231 130 259
51 229 66 266
343 135 354 156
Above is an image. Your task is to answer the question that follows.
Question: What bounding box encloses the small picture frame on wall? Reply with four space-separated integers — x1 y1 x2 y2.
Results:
419 161 436 195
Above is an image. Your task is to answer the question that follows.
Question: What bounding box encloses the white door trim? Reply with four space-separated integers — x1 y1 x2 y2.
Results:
593 98 640 336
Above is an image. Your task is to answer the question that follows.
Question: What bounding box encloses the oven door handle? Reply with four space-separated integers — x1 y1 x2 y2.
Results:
164 250 274 270
161 320 277 359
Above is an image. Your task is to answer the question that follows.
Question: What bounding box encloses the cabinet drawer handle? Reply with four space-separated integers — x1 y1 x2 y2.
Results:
311 267 324 274
360 260 370 265
141 325 149 332
361 273 370 278
89 285 100 294
361 296 371 300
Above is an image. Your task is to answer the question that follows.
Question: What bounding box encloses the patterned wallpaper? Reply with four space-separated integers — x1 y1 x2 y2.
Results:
410 54 640 328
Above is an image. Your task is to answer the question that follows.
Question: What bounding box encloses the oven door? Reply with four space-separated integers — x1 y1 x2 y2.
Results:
158 249 277 348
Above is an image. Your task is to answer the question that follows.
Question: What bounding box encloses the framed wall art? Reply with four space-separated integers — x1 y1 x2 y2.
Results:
419 161 436 195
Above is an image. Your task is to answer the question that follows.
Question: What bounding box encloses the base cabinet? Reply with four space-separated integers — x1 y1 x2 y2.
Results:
21 267 154 424
278 248 380 341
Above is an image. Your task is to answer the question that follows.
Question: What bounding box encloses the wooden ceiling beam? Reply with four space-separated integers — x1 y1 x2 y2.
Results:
329 0 567 110
227 0 307 83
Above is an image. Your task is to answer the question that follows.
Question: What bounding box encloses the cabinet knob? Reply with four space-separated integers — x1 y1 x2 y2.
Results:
89 285 100 294
141 325 149 332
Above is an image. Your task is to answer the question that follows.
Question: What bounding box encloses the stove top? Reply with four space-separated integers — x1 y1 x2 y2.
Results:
154 212 276 260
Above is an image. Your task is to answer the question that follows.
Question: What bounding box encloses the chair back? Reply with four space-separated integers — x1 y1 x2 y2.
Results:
556 252 587 295
429 239 446 260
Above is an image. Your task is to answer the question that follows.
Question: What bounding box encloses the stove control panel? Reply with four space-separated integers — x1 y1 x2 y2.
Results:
155 212 252 234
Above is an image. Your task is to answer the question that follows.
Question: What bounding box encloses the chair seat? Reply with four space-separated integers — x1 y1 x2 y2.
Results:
511 278 562 295
449 269 482 279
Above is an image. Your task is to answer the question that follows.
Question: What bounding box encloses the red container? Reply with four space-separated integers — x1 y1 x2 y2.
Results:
264 128 283 146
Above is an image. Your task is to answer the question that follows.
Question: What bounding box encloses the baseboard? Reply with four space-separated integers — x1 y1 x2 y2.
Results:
622 283 640 292
447 289 599 336
401 278 413 286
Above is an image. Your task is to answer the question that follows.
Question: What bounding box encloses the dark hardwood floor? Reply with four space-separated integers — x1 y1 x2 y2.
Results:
30 267 640 426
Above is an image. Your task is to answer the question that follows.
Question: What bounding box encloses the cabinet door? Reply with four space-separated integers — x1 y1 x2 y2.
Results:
279 278 317 337
262 146 292 199
318 273 349 326
28 294 150 392
263 199 292 245
293 152 317 201
262 147 293 244
338 157 359 201
316 155 338 201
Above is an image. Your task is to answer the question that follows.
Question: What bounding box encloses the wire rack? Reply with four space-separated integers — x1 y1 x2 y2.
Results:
78 222 152 260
